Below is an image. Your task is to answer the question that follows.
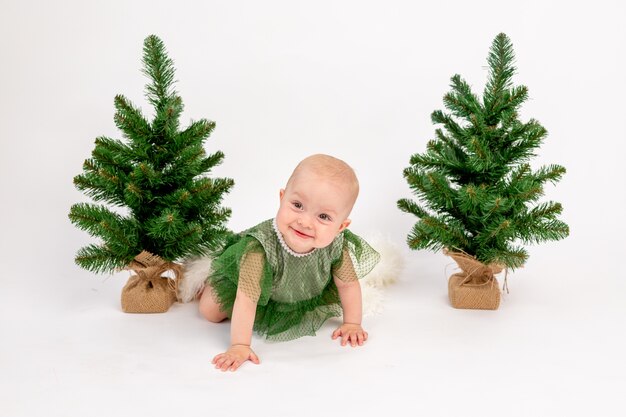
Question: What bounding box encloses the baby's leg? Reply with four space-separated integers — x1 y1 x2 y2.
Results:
198 284 228 323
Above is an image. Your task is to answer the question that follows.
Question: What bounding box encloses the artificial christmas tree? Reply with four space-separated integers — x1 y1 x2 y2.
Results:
398 33 569 309
69 35 234 313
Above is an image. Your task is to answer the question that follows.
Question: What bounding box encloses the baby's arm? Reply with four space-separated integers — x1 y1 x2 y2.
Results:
212 287 260 371
212 251 264 371
332 250 368 347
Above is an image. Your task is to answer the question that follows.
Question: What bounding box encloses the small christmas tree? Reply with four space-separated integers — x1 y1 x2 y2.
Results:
69 35 233 311
398 33 569 308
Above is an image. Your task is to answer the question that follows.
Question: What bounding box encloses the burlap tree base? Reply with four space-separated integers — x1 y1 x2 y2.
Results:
121 251 183 313
445 249 503 310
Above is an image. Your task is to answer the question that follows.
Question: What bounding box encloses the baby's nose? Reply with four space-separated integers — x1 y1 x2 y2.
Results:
298 215 313 228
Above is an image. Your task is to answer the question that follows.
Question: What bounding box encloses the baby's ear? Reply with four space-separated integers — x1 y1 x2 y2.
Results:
279 189 285 200
338 218 351 232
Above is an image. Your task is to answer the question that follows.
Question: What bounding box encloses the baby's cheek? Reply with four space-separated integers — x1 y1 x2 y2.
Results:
316 232 338 248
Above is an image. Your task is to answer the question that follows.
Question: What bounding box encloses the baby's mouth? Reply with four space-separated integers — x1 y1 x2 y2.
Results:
291 227 313 239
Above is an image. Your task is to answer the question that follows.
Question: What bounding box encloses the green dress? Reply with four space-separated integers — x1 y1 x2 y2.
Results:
207 219 380 341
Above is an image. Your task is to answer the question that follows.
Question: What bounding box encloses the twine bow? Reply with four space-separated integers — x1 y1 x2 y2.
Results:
443 248 508 292
126 250 184 302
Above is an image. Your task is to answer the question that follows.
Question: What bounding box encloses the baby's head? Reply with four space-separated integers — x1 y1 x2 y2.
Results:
276 154 359 254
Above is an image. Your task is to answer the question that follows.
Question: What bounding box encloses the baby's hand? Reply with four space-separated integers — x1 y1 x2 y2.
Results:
332 323 368 347
211 344 260 372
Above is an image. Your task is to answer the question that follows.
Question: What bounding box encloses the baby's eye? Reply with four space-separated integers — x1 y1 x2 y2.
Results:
292 201 303 209
319 213 332 221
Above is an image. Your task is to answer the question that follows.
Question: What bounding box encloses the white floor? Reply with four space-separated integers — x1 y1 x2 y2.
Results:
2 246 624 417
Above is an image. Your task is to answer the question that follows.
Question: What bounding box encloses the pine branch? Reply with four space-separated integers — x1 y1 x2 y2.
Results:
456 184 483 216
194 221 233 254
175 119 216 152
500 85 528 114
163 221 204 259
408 214 470 251
69 203 139 250
92 136 136 169
158 177 233 221
534 164 566 185
528 201 563 219
468 135 493 167
514 202 569 244
151 95 183 147
479 245 527 269
75 244 130 273
145 208 181 239
142 35 176 107
189 177 234 207
397 198 431 219
73 162 126 206
484 33 516 112
113 95 152 144
503 164 565 205
443 75 482 120
199 207 232 228
482 194 514 218
519 218 570 245
433 129 468 163
494 109 519 137
199 150 225 174
431 110 466 143
484 218 512 240
159 144 206 187
123 179 152 213
403 167 456 213
501 120 547 164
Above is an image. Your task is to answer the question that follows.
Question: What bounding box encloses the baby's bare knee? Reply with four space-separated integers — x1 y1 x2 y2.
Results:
199 296 227 323
199 305 226 323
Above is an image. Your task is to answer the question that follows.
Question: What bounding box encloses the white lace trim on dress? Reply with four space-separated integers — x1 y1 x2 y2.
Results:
272 218 318 258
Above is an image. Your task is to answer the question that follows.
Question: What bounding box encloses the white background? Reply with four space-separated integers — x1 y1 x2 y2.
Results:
1 1 625 416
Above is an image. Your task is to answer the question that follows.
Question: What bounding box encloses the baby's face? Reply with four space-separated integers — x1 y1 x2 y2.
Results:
275 171 353 254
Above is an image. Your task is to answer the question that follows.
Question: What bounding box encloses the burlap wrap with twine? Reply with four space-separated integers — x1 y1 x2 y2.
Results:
121 251 183 313
444 249 503 310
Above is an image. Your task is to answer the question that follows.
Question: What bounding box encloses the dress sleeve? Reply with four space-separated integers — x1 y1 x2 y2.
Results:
332 230 380 282
333 249 358 283
237 243 266 303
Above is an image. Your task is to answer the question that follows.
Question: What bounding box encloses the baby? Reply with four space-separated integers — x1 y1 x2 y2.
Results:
198 154 379 371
